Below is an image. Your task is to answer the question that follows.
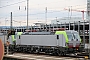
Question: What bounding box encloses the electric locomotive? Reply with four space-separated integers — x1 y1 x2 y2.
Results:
0 29 84 55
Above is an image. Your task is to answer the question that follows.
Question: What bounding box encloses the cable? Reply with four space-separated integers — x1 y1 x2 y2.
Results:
12 10 64 17
0 0 26 8
0 9 83 20
0 4 86 19
0 9 64 18
0 1 86 18
73 7 86 10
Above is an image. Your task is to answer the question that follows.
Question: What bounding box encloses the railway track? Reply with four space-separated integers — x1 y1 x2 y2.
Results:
4 46 88 60
4 52 88 60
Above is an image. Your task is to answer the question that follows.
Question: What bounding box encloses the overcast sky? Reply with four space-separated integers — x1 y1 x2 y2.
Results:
0 0 87 26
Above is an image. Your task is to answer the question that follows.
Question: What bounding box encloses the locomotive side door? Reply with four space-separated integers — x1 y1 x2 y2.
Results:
16 32 22 45
58 34 66 47
56 34 63 47
56 35 59 46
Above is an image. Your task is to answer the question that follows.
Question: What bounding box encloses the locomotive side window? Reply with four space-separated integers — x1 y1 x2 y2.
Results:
57 35 59 39
19 35 21 39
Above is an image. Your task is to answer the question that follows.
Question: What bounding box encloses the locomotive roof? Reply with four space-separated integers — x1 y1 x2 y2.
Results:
55 30 77 34
22 32 55 35
22 30 77 35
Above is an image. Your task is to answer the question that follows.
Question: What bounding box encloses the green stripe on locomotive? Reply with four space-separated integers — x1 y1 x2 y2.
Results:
55 31 81 43
55 31 68 43
17 32 23 35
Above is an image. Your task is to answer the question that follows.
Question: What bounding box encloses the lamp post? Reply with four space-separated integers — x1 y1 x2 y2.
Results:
10 12 12 30
26 0 29 30
45 7 47 31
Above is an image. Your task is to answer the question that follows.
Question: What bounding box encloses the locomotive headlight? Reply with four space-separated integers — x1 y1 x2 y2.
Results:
76 48 78 50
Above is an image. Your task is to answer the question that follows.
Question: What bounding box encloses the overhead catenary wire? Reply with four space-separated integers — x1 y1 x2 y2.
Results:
0 0 87 27
0 0 86 19
0 5 86 17
0 0 26 8
13 9 83 17
0 9 64 19
0 0 87 21
0 0 86 10
0 10 84 21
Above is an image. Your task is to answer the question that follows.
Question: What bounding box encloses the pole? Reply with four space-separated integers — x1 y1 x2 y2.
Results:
88 12 90 59
89 20 90 59
70 6 72 20
82 11 84 20
68 7 70 30
45 7 47 25
7 12 12 55
78 21 80 34
11 12 12 30
83 20 85 47
89 18 90 59
26 0 29 30
87 0 90 58
45 7 47 30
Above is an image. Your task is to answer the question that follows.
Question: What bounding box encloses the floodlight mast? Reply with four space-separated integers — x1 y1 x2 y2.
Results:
26 0 29 30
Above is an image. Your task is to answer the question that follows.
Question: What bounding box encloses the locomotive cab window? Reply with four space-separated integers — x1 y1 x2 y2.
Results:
57 35 59 39
73 32 80 41
66 31 73 41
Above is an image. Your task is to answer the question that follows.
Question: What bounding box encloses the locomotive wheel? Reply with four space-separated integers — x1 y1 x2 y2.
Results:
63 52 66 56
36 49 39 53
58 52 61 56
52 51 58 56
57 50 61 56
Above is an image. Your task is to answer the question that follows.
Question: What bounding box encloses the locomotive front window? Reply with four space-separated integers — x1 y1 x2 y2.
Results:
66 31 81 41
67 34 73 40
73 32 80 41
66 32 73 41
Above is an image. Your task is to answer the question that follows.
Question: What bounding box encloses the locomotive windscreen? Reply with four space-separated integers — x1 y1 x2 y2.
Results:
66 32 73 41
73 32 81 41
66 31 81 41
